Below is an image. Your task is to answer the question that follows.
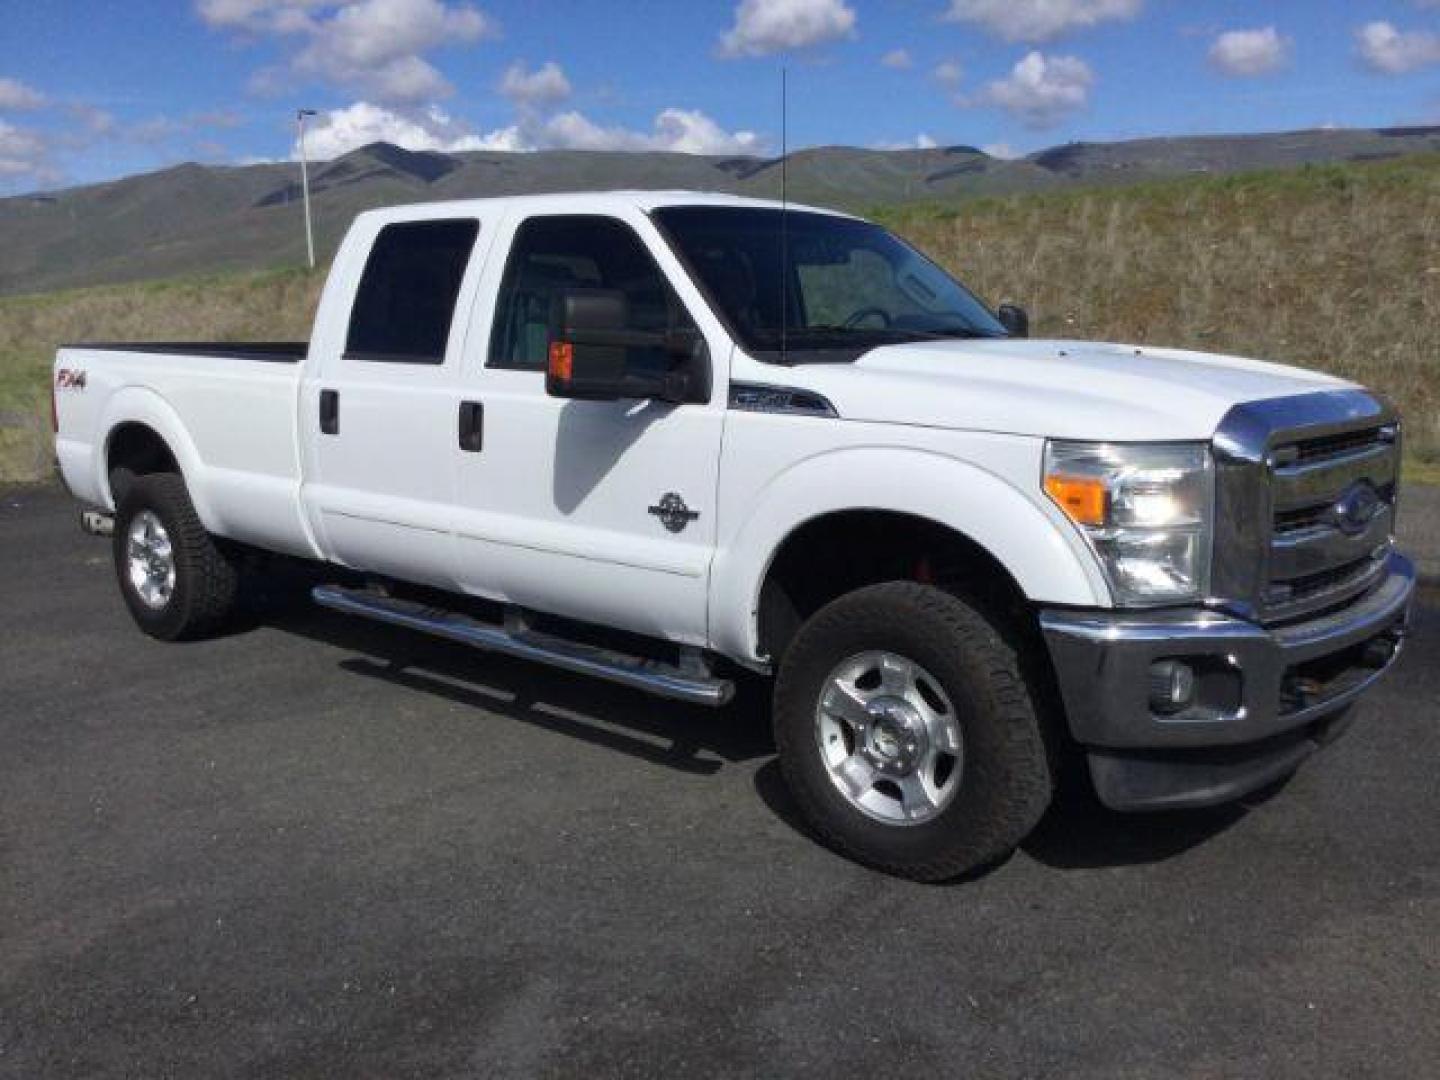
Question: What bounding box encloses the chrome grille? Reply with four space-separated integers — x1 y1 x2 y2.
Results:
1263 424 1397 621
1211 391 1399 625
1278 426 1390 467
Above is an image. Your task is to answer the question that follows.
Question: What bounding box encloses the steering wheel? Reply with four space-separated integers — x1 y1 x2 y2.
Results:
842 306 893 329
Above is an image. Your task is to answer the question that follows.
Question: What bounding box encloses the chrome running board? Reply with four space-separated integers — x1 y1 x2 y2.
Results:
311 585 734 708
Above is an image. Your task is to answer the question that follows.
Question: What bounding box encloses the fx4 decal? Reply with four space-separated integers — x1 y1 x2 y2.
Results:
56 368 88 391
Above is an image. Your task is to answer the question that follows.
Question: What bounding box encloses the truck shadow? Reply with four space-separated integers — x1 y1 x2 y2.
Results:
750 757 1260 881
1020 790 1257 872
256 586 1270 879
260 598 776 777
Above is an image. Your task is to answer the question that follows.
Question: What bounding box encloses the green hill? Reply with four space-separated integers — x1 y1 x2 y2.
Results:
4 125 1439 297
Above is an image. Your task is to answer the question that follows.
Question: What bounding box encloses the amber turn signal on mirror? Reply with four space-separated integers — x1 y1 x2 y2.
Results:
548 341 574 383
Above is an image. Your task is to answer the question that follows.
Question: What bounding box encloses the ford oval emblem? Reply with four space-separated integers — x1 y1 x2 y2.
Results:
1333 480 1382 537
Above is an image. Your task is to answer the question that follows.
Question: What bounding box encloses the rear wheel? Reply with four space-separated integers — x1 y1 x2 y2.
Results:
774 582 1053 881
113 473 240 640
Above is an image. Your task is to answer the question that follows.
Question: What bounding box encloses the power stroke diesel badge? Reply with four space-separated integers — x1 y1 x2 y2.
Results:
648 493 700 533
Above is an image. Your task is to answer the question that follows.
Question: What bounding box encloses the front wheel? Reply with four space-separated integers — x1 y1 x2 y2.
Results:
113 473 240 641
773 582 1053 881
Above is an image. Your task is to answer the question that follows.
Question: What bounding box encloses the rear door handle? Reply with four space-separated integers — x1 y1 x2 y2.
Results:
319 389 339 435
458 400 484 453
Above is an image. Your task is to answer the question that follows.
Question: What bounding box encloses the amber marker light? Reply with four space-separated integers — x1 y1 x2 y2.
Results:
548 341 574 382
1044 474 1108 526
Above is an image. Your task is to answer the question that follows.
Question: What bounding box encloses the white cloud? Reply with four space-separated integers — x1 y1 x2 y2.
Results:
934 59 964 86
0 119 58 188
0 120 45 173
942 0 1142 44
982 141 1020 159
196 0 329 34
245 66 290 98
540 109 761 155
1356 21 1440 75
881 48 913 69
296 101 761 159
297 101 503 158
69 104 117 135
1208 27 1291 77
0 77 46 111
500 61 572 107
295 0 492 102
873 133 939 150
975 50 1093 128
198 0 495 103
718 0 857 58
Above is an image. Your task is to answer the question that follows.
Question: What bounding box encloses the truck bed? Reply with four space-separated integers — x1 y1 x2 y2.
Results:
66 341 307 363
54 339 316 562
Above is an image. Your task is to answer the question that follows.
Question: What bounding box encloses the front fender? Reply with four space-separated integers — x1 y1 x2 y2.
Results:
708 444 1110 663
96 386 221 532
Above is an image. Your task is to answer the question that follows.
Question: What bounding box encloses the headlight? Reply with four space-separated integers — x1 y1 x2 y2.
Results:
1043 441 1213 606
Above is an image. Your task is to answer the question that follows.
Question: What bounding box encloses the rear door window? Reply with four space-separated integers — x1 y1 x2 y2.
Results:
346 219 480 364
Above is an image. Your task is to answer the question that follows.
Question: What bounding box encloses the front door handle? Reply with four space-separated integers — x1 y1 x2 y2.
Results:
458 400 484 453
319 389 339 435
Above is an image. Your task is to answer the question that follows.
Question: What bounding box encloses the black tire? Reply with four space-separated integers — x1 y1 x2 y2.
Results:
773 582 1053 882
108 465 137 507
113 472 240 641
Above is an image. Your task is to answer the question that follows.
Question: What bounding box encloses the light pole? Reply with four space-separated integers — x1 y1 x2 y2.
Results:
296 108 317 270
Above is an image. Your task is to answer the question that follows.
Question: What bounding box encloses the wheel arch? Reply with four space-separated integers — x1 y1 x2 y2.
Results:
708 445 1108 665
96 388 219 530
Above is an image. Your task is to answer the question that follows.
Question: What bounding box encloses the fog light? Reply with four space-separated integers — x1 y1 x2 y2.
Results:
1149 659 1196 714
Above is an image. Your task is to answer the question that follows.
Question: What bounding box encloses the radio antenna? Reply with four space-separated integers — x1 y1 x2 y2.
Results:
780 66 789 361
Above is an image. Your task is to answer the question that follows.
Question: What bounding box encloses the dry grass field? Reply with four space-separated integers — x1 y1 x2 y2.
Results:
877 154 1440 479
0 269 324 482
1 153 1437 484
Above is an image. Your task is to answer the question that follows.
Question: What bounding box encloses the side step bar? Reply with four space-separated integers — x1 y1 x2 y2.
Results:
311 585 735 708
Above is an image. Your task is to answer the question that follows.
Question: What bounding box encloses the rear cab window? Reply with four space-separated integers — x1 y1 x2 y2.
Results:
346 219 480 364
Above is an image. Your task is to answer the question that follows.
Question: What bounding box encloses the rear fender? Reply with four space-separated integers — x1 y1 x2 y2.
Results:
97 387 220 531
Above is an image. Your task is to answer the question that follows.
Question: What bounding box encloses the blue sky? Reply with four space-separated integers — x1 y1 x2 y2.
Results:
1 0 1438 193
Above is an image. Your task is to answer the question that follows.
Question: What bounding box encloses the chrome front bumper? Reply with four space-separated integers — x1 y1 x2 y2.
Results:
1039 552 1414 810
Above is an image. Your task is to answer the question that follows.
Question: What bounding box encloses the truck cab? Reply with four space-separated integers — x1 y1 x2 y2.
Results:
54 192 1414 881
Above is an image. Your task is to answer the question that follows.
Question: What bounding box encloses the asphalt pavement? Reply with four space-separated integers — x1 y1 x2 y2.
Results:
2 484 1437 1079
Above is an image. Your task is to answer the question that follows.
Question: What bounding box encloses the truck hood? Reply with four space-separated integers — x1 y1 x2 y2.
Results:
785 339 1354 442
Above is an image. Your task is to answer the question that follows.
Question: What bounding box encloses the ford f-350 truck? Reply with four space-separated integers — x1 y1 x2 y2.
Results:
54 192 1414 881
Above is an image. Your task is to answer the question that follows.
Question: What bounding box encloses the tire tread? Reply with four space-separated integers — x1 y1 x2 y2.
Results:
114 473 239 640
774 581 1052 882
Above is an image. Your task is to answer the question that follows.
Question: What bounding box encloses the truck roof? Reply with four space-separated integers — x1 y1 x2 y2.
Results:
352 190 858 227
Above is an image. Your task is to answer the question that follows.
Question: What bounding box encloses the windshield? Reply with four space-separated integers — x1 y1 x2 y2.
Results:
651 206 1008 360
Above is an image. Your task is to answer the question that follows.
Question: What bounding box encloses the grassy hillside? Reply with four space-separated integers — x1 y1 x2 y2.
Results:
0 268 324 482
875 155 1440 472
7 127 1440 297
2 153 1437 484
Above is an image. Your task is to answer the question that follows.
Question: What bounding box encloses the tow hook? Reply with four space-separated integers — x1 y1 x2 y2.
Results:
80 510 114 538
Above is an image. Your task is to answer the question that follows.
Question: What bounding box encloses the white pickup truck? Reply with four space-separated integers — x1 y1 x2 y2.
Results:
54 192 1414 880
